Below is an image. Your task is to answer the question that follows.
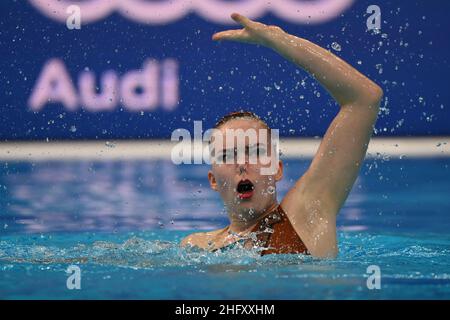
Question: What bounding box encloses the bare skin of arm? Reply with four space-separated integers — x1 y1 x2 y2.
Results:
212 13 383 258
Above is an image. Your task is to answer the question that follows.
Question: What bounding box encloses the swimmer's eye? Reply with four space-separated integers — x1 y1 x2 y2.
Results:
216 147 267 163
218 150 235 163
258 147 266 157
249 146 266 158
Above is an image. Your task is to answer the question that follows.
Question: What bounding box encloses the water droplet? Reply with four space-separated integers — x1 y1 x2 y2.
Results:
331 42 341 52
267 186 275 194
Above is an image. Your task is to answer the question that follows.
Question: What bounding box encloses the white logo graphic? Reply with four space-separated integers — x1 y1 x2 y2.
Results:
366 265 381 290
66 265 81 290
29 0 355 25
66 5 81 29
366 5 381 31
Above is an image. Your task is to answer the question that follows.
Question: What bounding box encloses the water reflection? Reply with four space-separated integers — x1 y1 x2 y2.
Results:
1 158 449 234
1 161 228 233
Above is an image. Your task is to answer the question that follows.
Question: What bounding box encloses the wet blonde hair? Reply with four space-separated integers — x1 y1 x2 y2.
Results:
214 110 270 131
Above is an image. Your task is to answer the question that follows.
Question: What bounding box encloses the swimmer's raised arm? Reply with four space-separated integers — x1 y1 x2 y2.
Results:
213 13 382 257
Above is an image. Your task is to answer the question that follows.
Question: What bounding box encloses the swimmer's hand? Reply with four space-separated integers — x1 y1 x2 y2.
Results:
212 13 284 47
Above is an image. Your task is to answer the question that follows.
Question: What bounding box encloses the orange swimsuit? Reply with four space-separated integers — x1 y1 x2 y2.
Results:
217 205 309 256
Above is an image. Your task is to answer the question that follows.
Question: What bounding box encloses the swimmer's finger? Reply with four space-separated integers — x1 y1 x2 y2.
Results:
211 30 233 41
212 30 250 42
231 13 254 28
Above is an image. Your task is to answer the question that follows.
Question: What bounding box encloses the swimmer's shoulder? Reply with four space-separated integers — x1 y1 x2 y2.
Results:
180 227 228 250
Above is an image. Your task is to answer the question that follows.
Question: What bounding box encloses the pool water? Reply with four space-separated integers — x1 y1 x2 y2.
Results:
0 158 449 299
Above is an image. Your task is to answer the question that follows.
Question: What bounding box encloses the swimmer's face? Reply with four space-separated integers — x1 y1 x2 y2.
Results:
207 118 283 216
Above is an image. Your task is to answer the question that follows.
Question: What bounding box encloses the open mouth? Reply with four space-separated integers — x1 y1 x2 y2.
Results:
236 179 255 199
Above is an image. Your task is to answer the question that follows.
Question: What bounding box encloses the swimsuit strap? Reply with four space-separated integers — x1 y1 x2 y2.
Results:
214 205 309 255
251 205 309 255
250 205 285 248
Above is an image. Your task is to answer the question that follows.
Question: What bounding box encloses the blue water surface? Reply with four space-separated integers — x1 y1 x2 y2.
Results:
0 157 449 299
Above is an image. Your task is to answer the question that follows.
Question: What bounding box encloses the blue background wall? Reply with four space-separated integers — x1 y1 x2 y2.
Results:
0 0 449 140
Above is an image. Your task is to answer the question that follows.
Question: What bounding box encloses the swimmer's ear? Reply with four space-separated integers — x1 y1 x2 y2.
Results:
275 160 283 182
208 171 219 191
